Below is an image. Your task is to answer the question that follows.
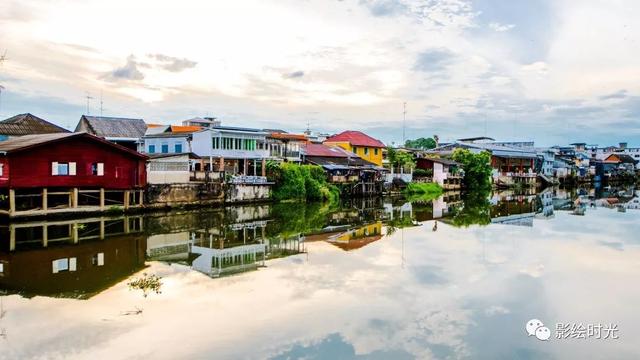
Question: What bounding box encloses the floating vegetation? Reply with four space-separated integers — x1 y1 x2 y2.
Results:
127 273 163 298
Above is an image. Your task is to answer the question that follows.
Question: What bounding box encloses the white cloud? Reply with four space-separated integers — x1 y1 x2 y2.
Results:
488 22 515 32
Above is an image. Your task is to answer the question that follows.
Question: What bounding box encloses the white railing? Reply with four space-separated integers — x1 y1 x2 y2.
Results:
229 175 269 184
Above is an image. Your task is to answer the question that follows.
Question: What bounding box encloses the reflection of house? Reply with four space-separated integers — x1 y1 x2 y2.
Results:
75 115 147 150
0 217 146 298
490 195 537 226
415 157 462 189
0 113 69 141
0 133 147 217
325 222 383 251
324 131 385 166
188 220 304 277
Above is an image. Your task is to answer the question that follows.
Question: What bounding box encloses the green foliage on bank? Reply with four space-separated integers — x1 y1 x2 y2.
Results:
267 162 340 202
403 182 443 202
452 149 493 189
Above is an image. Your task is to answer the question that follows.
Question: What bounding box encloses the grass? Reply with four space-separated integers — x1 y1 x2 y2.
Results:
403 182 444 202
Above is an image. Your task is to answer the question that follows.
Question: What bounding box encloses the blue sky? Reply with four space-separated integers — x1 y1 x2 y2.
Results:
0 0 639 146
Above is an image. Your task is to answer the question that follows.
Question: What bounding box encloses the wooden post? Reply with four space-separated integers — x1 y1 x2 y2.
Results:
9 189 15 216
243 158 248 175
71 224 78 243
139 190 144 205
219 157 225 171
100 188 105 210
124 216 130 233
9 224 15 251
72 188 78 208
42 188 48 211
100 219 105 239
124 190 130 209
261 158 266 177
42 225 48 247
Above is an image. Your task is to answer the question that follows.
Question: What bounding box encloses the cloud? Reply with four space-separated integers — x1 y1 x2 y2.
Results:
599 89 627 101
488 22 514 32
283 70 305 79
108 55 146 81
359 0 407 17
413 48 455 73
521 61 549 75
148 53 197 72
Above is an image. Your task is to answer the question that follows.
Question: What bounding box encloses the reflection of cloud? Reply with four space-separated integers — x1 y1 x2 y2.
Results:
484 305 510 316
488 22 515 32
519 263 545 278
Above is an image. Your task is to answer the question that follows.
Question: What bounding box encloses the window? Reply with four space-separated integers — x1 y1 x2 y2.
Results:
92 253 105 266
0 262 4 273
52 162 76 176
352 146 357 153
175 143 183 153
374 148 379 155
0 163 3 177
52 258 76 273
161 144 169 153
364 148 369 155
91 162 104 176
213 137 220 149
148 144 156 153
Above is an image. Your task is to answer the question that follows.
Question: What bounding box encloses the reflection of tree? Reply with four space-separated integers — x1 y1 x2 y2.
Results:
450 190 492 227
266 202 339 239
385 215 417 236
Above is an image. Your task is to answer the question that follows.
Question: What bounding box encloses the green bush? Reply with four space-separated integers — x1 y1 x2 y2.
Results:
269 163 339 202
404 182 443 195
413 168 433 177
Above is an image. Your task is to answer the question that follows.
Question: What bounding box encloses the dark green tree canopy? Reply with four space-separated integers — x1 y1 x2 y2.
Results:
404 137 437 150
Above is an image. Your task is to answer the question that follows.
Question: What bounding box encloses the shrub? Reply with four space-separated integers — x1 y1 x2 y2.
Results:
413 168 433 177
269 163 339 202
452 149 493 189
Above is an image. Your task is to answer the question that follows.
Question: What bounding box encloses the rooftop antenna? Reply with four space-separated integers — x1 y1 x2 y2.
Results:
85 92 94 115
100 90 103 116
402 102 407 146
0 85 4 115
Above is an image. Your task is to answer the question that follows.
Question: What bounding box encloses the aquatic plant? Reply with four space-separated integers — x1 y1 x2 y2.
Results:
127 273 163 298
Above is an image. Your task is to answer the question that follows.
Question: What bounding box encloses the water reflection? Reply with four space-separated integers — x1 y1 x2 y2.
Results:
0 184 639 358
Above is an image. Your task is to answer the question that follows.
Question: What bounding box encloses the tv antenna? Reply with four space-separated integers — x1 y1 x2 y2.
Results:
100 90 104 116
85 92 94 115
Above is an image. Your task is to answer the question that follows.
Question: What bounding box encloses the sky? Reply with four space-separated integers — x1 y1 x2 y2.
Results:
0 0 639 147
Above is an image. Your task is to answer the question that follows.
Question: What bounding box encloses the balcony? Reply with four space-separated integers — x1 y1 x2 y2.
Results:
190 171 224 182
228 175 270 184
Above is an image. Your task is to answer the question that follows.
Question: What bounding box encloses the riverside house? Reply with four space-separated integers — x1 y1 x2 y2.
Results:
430 138 538 187
324 130 385 166
75 115 147 150
0 132 147 218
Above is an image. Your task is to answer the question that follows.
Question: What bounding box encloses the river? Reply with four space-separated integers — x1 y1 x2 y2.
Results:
0 185 639 359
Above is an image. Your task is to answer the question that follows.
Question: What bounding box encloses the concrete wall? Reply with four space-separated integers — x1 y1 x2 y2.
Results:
225 184 271 203
146 183 224 207
148 171 190 184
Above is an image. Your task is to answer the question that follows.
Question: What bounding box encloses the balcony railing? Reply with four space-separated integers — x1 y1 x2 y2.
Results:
190 171 224 182
229 175 269 184
500 172 536 178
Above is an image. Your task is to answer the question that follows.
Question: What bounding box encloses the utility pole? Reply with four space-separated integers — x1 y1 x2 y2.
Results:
402 102 407 146
85 92 94 115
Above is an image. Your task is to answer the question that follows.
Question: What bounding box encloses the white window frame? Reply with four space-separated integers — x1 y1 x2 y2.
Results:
52 257 77 273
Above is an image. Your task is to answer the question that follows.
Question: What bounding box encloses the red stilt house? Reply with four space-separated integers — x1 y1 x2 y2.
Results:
0 132 147 217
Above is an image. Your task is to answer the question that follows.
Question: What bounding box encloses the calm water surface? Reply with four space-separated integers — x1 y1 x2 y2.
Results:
1 186 639 359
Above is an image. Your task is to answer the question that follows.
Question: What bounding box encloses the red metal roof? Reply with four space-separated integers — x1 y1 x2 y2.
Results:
324 131 385 148
268 132 308 141
302 143 358 158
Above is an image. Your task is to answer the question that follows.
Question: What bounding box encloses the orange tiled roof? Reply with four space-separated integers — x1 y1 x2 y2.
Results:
269 132 308 141
170 125 202 133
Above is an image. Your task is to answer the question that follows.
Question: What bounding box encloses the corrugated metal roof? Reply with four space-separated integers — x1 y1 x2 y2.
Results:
0 132 147 158
302 143 357 158
76 115 147 138
0 113 69 136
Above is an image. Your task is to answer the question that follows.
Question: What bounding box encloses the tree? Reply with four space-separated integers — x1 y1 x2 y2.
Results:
404 137 437 150
452 148 493 189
